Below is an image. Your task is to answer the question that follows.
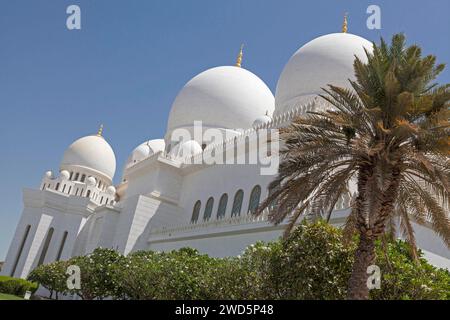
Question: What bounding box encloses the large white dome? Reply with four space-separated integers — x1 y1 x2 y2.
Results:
61 135 116 180
167 66 275 133
275 33 373 115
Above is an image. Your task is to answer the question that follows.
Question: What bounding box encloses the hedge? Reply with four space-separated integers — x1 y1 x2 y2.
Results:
0 275 38 297
28 221 450 300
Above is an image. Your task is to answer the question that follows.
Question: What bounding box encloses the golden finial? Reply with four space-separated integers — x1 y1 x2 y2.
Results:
342 13 348 33
97 124 104 137
235 44 244 68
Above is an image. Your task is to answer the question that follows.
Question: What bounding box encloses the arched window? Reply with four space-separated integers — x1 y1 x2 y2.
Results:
55 183 60 191
37 227 54 266
69 172 73 180
231 189 244 217
203 197 214 221
217 193 228 219
68 186 72 194
248 185 261 214
56 231 68 261
191 200 201 223
74 173 80 181
86 190 91 198
62 185 66 193
10 225 31 277
81 174 86 183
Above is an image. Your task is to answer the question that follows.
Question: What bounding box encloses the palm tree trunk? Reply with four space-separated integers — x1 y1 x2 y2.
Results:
347 166 401 300
347 234 376 300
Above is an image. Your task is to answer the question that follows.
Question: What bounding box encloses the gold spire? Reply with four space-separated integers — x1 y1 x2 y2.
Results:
235 44 244 68
342 13 348 33
97 124 104 137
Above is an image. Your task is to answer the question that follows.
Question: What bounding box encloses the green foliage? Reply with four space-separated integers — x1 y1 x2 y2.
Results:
28 260 70 299
204 257 252 299
68 248 124 300
238 241 283 299
0 275 38 297
112 247 218 300
371 240 450 300
277 220 356 299
28 222 450 300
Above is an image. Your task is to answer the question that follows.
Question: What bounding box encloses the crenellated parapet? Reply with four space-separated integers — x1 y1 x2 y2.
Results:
40 170 117 206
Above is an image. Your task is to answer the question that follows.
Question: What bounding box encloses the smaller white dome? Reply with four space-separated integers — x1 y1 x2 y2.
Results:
86 176 97 187
60 170 70 180
61 135 116 181
131 144 151 163
175 140 203 158
252 114 272 128
127 139 166 166
45 171 54 179
106 186 116 195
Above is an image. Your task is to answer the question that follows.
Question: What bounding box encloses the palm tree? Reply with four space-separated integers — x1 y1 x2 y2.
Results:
257 34 450 300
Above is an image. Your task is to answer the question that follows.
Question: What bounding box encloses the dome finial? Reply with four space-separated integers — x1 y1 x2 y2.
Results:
97 124 104 137
342 12 348 33
235 44 244 67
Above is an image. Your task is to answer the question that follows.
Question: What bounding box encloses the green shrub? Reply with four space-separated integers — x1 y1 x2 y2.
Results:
27 260 69 299
112 248 218 300
67 248 124 300
205 256 257 300
237 241 283 299
280 221 356 299
371 240 450 300
0 275 38 297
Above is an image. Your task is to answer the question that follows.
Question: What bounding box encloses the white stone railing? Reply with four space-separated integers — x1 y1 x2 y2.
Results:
41 175 117 206
149 209 271 237
148 192 353 239
180 102 316 165
125 98 330 170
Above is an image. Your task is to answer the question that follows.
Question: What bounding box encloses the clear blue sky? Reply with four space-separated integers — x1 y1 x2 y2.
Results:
1 0 449 260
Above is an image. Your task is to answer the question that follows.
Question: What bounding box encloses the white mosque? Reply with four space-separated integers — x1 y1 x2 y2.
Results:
2 22 450 279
